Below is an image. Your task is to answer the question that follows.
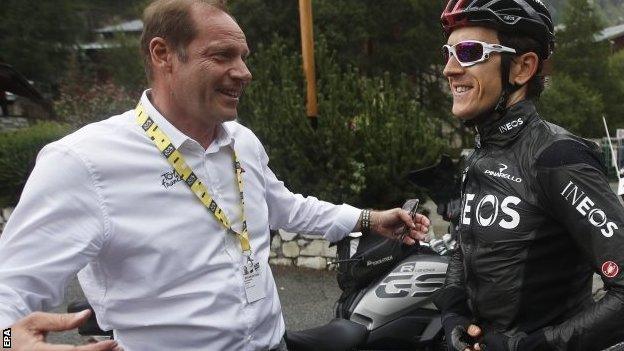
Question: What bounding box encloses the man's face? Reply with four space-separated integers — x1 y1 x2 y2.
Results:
170 5 252 126
443 26 502 120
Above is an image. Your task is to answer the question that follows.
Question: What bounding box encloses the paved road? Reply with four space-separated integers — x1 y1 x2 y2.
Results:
36 264 622 350
46 265 341 345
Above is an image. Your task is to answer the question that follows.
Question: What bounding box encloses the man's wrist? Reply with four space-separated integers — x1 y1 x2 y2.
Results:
359 209 372 235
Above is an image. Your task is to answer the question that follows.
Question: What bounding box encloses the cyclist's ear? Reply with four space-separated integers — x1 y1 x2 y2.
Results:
510 51 539 86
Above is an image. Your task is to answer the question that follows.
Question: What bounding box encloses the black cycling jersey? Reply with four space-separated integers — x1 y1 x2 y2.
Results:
434 100 624 350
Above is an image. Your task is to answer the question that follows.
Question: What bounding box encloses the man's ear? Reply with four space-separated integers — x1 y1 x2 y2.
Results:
149 37 174 75
510 52 539 85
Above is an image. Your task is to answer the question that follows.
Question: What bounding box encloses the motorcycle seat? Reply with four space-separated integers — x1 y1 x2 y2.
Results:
67 300 112 337
285 318 368 351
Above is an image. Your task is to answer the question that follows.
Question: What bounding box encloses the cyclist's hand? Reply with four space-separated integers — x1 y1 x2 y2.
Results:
9 310 122 351
474 329 522 351
370 208 430 245
451 324 482 350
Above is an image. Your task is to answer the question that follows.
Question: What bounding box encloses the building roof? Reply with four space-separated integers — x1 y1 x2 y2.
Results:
596 23 624 41
0 63 55 119
95 19 143 34
78 42 118 50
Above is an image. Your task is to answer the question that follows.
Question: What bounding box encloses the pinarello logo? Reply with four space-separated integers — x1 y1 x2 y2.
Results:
602 261 619 278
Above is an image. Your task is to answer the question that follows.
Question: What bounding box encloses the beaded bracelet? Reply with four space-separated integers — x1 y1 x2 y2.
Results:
360 209 372 235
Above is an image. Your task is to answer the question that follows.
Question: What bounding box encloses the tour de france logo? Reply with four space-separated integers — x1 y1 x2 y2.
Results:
161 169 182 188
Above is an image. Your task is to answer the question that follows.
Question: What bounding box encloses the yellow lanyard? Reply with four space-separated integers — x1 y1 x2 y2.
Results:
134 103 251 252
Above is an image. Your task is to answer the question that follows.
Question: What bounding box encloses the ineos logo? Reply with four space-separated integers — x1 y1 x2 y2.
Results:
499 118 524 133
560 181 618 237
461 193 521 229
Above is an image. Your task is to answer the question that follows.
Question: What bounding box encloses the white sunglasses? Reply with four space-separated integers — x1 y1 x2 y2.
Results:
443 40 517 67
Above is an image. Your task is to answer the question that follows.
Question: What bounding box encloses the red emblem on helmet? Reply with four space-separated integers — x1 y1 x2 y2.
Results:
602 261 619 278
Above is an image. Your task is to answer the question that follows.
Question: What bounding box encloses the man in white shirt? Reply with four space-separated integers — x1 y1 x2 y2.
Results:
0 1 430 350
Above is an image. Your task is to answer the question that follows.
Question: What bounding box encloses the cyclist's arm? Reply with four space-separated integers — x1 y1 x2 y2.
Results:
534 140 624 350
434 246 474 325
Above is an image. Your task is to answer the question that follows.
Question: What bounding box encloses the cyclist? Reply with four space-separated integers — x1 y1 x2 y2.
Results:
433 0 624 350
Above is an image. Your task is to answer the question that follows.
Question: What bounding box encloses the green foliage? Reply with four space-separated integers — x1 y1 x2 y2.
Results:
229 0 300 51
0 0 86 88
607 50 624 128
549 0 624 135
54 57 139 126
539 75 605 135
555 0 610 85
0 122 74 207
230 0 450 120
239 37 447 208
98 35 147 93
549 0 624 26
598 0 624 25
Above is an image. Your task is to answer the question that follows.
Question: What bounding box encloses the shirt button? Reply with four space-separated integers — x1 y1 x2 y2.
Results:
247 335 252 341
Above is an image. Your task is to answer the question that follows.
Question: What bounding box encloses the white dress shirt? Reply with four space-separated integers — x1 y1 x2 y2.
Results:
0 91 361 350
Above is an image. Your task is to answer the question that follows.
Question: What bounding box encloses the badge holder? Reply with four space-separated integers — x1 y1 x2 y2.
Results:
242 250 265 303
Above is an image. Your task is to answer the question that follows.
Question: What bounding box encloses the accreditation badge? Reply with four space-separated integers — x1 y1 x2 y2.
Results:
242 252 265 303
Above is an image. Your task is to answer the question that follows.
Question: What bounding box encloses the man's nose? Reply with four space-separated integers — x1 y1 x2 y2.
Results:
231 59 252 83
443 54 463 77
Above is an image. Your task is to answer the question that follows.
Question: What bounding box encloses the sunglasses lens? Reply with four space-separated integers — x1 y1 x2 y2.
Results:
455 42 484 64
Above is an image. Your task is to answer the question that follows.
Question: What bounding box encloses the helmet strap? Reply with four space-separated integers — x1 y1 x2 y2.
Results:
494 54 523 116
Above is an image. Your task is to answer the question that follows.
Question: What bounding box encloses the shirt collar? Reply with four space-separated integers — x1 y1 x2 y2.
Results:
139 90 235 152
474 99 539 148
206 122 235 154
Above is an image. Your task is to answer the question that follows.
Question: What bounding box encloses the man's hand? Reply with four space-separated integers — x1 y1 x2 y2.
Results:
9 310 122 351
369 208 430 245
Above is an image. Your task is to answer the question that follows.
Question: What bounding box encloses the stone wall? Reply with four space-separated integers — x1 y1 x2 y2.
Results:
269 230 339 270
0 207 13 234
0 207 341 270
0 201 452 271
268 199 451 270
0 117 29 132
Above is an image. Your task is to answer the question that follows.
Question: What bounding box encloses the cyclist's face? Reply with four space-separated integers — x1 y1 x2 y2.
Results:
443 26 503 120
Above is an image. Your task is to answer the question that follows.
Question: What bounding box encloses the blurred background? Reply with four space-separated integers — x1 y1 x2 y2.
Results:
1 0 624 210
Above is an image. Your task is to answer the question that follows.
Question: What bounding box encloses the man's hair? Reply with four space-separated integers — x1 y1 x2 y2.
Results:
140 0 228 82
497 31 546 100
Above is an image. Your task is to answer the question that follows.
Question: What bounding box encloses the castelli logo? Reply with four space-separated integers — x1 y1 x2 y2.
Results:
602 261 619 278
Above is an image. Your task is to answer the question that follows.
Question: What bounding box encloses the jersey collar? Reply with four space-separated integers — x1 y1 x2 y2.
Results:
474 99 539 148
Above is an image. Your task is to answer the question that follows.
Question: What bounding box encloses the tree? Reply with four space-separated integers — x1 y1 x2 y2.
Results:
539 75 605 135
239 37 447 208
98 35 146 94
0 0 86 90
229 0 451 123
549 0 623 135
